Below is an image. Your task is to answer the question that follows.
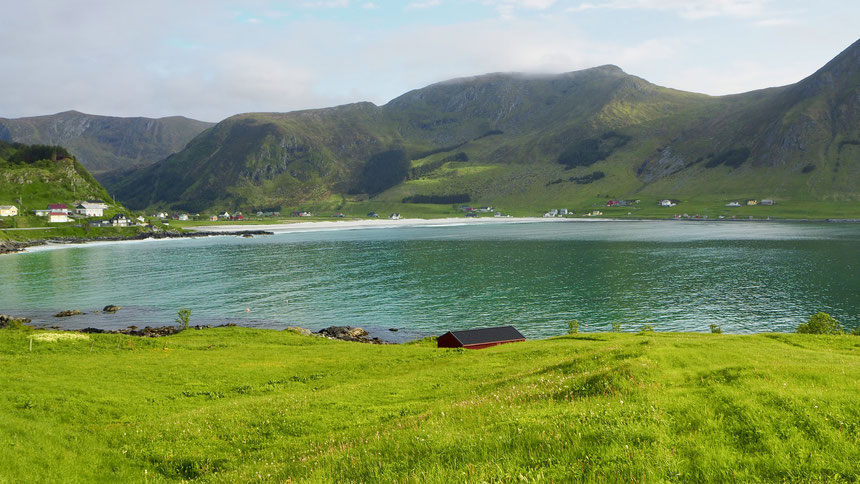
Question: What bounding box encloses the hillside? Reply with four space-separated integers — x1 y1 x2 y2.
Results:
0 111 213 176
0 141 113 214
111 39 860 215
1 326 858 481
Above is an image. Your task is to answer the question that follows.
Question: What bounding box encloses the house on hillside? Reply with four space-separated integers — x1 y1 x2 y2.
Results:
48 211 70 223
178 214 189 221
0 206 18 217
33 209 51 217
48 204 70 214
437 326 526 350
367 212 379 218
725 201 741 207
761 199 774 206
658 199 676 207
209 215 218 221
389 213 400 220
75 202 105 217
746 200 758 206
231 213 244 221
606 200 619 207
109 214 130 227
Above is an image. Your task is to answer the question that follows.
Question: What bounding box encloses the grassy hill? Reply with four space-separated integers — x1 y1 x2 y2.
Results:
1 325 858 481
110 39 860 217
0 111 213 176
0 141 112 213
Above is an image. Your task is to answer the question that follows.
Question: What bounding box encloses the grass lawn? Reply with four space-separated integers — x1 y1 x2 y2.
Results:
1 327 858 482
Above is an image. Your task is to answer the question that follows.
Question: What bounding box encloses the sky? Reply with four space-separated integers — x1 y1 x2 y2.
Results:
0 0 857 122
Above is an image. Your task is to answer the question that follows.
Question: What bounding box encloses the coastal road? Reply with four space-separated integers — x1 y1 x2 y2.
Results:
0 227 56 231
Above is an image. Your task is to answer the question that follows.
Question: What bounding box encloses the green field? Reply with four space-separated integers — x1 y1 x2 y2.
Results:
2 326 858 482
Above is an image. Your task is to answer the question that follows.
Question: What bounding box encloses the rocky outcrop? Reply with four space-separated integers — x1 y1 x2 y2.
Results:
316 326 384 344
102 305 122 313
0 314 32 328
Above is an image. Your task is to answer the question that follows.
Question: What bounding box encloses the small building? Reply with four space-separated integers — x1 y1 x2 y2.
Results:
48 212 70 223
746 200 758 206
367 212 379 218
209 215 219 221
219 212 231 219
725 201 741 207
109 214 130 227
85 200 109 210
437 326 526 350
75 202 104 217
178 214 189 221
0 205 18 217
658 199 676 207
48 204 70 214
155 211 169 219
333 212 345 218
761 199 775 206
232 213 245 221
136 216 146 223
559 208 568 215
33 209 51 217
389 213 401 220
606 200 619 207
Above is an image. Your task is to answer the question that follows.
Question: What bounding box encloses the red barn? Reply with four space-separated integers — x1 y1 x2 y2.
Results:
437 326 526 350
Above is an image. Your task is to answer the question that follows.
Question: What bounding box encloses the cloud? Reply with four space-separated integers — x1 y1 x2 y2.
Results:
406 0 442 9
301 0 351 8
566 0 773 19
361 2 379 8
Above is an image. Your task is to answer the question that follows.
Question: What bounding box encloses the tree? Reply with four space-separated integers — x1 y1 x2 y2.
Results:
796 312 843 334
176 308 192 330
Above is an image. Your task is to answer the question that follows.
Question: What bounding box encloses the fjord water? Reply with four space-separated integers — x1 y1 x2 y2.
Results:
1 221 858 339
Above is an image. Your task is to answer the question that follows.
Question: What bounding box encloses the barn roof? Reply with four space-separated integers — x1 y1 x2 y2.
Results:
445 326 525 346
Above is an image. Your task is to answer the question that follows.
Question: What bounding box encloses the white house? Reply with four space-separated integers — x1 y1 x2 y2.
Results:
155 211 169 219
178 214 189 221
75 202 105 217
48 212 70 223
389 213 401 220
0 205 18 217
32 209 51 217
48 204 70 214
658 200 676 207
219 212 231 219
725 201 741 207
109 214 131 227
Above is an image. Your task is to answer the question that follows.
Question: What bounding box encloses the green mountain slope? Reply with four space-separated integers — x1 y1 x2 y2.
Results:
112 39 860 214
0 111 213 175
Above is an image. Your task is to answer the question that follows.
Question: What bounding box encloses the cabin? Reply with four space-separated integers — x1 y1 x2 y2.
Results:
178 214 189 221
367 212 379 218
0 205 18 217
658 199 676 207
761 199 775 206
85 200 109 209
725 201 741 207
606 200 619 207
33 209 51 217
437 326 526 350
389 213 400 220
209 215 219 221
48 212 70 223
746 200 758 206
75 202 104 217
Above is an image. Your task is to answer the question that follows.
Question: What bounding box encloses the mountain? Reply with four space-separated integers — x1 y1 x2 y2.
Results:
0 111 213 176
111 39 860 213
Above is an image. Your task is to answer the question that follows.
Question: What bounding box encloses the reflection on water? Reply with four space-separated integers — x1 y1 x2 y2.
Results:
1 221 857 338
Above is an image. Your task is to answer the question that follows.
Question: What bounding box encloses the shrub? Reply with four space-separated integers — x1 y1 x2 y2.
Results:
796 312 843 335
710 323 723 334
567 320 579 334
176 308 192 330
639 323 655 333
610 321 622 332
801 164 816 174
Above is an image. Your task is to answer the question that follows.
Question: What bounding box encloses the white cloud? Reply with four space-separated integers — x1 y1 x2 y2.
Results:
566 0 773 19
361 2 379 8
301 0 351 8
406 0 442 9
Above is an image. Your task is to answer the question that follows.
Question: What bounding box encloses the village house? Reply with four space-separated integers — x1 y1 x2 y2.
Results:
0 205 18 217
389 213 401 220
559 208 568 215
178 214 189 221
219 212 231 219
209 215 219 221
726 201 741 207
75 202 105 217
761 199 775 206
109 214 131 227
231 213 245 221
32 209 51 217
48 211 70 223
658 199 676 207
48 204 70 214
746 200 758 206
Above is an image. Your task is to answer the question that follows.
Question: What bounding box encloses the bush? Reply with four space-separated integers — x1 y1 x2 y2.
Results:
567 320 579 334
610 321 622 332
176 308 192 330
639 323 655 333
796 312 843 335
710 323 722 334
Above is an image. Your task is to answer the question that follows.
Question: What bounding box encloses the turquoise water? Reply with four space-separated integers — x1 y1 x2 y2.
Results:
1 221 858 339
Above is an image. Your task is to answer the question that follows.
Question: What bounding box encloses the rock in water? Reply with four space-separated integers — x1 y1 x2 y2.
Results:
102 305 122 313
316 326 381 344
54 310 83 318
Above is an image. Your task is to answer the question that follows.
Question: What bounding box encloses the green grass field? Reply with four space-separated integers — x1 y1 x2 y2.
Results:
1 326 858 482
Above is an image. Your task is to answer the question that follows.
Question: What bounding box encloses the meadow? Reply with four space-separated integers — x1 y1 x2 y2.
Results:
1 326 858 482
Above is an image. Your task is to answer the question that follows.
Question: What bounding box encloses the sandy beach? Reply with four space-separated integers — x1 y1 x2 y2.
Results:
191 216 621 234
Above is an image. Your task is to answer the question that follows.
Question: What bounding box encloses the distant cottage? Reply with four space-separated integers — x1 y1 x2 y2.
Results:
0 205 18 217
437 326 526 350
75 202 105 217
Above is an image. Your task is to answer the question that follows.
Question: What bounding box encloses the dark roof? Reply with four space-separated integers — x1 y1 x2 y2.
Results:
444 326 525 346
